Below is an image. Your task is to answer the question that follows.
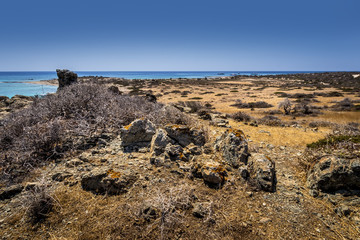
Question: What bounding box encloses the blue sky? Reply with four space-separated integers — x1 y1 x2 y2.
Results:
0 0 359 71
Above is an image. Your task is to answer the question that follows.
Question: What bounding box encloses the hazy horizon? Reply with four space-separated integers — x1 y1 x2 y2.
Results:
1 0 359 71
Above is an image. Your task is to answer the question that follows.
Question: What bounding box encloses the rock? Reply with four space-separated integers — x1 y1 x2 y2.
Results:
187 143 202 155
192 202 211 218
56 69 78 89
165 144 186 161
0 185 23 200
201 162 227 186
150 129 174 156
120 119 156 151
52 172 73 182
164 125 206 147
81 168 137 195
307 156 360 194
248 153 276 192
214 129 249 168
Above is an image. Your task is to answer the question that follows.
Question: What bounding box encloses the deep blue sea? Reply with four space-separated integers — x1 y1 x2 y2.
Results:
0 71 323 98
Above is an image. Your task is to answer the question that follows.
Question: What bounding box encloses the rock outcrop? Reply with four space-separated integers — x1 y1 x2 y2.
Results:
201 161 227 186
120 119 156 152
56 69 78 89
81 168 137 195
214 129 249 168
307 155 360 196
164 125 206 147
248 153 276 192
149 124 206 167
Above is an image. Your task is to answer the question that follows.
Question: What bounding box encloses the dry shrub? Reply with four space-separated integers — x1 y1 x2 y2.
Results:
308 121 336 128
331 98 355 111
176 101 205 113
231 111 252 122
0 83 193 182
137 184 195 240
257 115 284 126
231 100 273 109
21 178 55 224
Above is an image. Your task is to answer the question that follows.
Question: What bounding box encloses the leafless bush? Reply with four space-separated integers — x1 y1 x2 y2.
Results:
278 98 292 115
176 101 205 113
0 83 193 182
257 115 284 126
231 111 252 122
22 178 55 224
231 100 273 109
331 98 355 111
308 121 336 128
142 185 194 240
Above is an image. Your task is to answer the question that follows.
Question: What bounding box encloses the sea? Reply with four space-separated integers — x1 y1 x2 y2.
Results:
0 71 324 98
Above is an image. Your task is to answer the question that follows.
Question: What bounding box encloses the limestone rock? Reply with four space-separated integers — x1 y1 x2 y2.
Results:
307 156 360 195
150 129 174 156
201 162 227 186
120 119 156 151
81 168 137 195
164 125 206 147
248 153 276 192
56 69 78 89
214 129 249 168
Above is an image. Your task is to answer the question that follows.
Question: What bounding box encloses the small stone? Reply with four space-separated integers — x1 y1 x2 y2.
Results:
259 217 271 224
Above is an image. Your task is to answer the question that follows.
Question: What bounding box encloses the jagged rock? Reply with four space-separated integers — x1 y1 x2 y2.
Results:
81 168 137 195
164 125 206 147
150 129 174 156
56 69 78 89
0 184 23 200
214 129 249 168
201 162 227 186
165 144 186 161
248 153 276 192
307 156 360 195
120 119 156 151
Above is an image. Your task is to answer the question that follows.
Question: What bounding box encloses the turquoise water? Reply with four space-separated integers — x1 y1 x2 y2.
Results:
0 71 323 98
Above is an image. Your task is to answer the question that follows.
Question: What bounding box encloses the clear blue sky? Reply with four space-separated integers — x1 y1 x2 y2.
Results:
0 0 359 71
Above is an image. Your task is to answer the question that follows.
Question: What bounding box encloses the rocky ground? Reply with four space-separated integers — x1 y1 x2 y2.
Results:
0 71 360 239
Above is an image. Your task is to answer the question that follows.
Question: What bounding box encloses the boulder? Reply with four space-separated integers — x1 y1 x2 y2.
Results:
164 124 206 147
56 69 78 89
214 129 249 168
120 119 156 151
81 168 137 195
150 129 174 156
307 156 360 195
201 162 227 186
248 153 276 192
